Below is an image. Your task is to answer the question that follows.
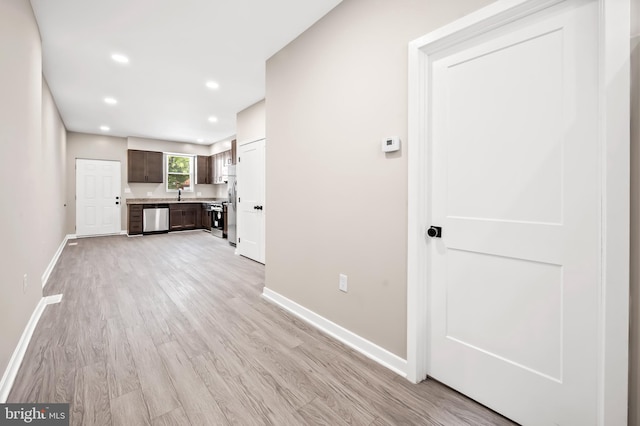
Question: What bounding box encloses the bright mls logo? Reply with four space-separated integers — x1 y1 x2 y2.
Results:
0 404 68 425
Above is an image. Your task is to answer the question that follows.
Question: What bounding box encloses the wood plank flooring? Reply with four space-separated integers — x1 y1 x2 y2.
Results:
8 231 516 425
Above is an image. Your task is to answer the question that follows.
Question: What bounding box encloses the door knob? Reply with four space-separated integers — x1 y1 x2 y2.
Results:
427 226 442 238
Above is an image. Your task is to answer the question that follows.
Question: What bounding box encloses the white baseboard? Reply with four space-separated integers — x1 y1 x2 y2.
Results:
262 287 407 378
67 234 77 240
41 235 71 288
0 294 63 403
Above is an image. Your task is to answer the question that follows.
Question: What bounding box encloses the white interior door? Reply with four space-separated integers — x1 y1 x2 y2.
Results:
76 159 121 237
427 1 598 425
237 139 265 263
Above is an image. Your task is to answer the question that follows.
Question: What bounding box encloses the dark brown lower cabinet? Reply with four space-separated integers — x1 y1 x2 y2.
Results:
128 205 143 235
169 203 201 231
202 209 212 230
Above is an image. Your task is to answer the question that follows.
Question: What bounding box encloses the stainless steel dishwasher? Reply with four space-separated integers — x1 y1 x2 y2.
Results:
142 204 169 233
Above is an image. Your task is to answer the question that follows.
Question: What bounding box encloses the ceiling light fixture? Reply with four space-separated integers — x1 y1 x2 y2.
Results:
205 81 219 90
104 97 117 105
100 125 110 131
111 53 129 64
208 116 218 123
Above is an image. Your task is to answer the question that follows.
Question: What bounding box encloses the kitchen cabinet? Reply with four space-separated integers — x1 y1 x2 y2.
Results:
196 155 213 184
212 149 233 184
128 150 163 183
202 208 212 230
231 139 237 165
128 204 143 235
169 203 201 231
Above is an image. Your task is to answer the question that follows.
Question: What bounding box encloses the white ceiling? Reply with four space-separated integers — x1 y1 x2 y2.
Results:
30 0 342 145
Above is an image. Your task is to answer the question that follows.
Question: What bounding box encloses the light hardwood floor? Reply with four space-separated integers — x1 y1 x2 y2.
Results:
8 232 515 425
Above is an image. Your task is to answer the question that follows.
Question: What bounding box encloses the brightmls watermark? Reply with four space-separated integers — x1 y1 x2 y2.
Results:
0 404 68 425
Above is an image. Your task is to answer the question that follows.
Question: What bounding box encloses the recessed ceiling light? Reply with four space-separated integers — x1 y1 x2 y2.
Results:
197 138 204 143
104 97 117 105
111 53 129 64
205 81 219 90
100 125 110 131
208 116 218 123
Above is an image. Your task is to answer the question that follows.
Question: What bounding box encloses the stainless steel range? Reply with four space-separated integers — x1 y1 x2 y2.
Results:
203 202 225 238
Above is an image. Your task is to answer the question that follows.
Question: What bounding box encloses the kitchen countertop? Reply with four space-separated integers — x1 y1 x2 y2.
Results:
126 198 227 205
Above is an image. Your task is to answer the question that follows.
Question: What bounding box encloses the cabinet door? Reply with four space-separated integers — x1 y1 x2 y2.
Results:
145 151 164 183
169 209 183 230
195 206 202 228
183 207 197 229
231 139 237 165
128 150 147 182
211 153 217 183
202 210 211 229
223 150 232 166
196 155 209 184
207 156 214 185
128 205 143 235
216 153 224 183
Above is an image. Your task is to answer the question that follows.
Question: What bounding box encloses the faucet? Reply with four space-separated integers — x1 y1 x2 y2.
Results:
178 188 181 201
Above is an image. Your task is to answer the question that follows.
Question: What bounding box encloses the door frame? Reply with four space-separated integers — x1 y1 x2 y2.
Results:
406 0 630 424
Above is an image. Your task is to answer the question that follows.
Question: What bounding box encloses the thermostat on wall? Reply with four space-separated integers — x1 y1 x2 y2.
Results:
382 136 400 153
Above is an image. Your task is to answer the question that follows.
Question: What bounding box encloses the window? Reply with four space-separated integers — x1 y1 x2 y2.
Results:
166 154 194 191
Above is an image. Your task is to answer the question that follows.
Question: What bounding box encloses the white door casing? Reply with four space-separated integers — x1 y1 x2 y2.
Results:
237 139 265 263
76 159 121 237
407 0 630 425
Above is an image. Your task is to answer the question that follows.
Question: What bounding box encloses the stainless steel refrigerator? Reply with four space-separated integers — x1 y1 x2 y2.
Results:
226 165 237 246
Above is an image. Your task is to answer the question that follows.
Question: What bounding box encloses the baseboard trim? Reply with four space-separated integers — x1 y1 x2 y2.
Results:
41 235 71 288
0 294 63 403
262 287 407 378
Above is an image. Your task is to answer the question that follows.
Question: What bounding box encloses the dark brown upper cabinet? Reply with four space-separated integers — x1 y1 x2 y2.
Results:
231 139 237 165
196 155 213 184
128 150 163 183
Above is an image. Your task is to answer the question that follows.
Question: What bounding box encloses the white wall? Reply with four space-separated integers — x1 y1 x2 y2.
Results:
629 1 639 424
40 78 67 279
65 132 128 234
265 0 495 358
0 0 66 381
237 100 265 145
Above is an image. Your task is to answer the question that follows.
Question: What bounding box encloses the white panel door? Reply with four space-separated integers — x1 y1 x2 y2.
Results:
237 139 265 263
76 159 121 237
428 1 598 425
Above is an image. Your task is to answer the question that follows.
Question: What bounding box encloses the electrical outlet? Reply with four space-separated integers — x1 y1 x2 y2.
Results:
23 274 27 293
339 274 348 292
197 192 202 196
